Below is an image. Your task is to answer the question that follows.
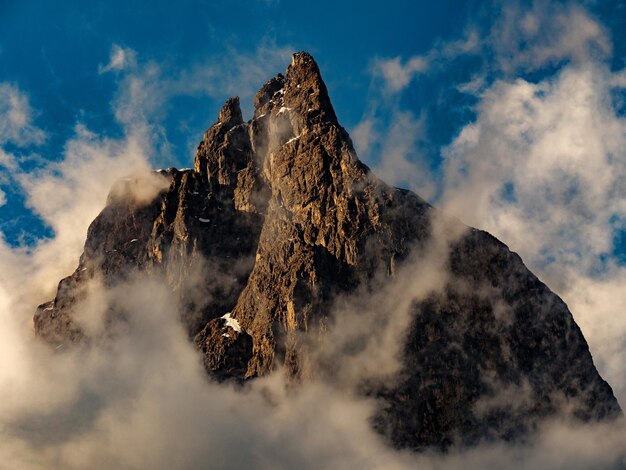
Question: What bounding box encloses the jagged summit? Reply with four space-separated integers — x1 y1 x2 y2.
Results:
253 73 284 113
284 51 338 126
217 96 243 127
34 51 621 451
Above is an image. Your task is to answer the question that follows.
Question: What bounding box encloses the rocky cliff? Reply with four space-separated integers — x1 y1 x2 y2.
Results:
34 52 621 450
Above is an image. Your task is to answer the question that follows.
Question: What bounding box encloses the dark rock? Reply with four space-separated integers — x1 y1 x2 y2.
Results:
34 52 622 451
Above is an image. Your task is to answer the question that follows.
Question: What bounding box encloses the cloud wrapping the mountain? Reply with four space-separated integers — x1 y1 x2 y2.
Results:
362 0 626 412
441 27 626 410
2 203 625 469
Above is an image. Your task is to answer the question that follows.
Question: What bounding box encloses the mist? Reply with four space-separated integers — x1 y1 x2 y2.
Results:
2 176 626 469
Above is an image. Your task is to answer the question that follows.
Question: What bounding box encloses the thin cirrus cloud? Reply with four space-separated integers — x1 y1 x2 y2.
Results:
370 2 610 96
370 28 479 94
101 42 293 129
0 83 47 148
0 84 46 208
487 2 612 72
98 44 138 74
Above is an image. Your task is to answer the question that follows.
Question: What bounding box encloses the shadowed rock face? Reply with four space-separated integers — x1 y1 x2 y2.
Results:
34 51 621 450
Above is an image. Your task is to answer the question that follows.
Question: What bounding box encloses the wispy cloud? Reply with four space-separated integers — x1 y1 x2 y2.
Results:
487 2 611 72
371 56 429 93
353 111 437 199
0 83 46 147
108 42 293 128
443 60 626 402
98 44 137 74
370 2 610 95
370 28 479 94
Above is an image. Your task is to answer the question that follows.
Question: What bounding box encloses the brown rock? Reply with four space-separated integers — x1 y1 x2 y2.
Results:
34 51 622 451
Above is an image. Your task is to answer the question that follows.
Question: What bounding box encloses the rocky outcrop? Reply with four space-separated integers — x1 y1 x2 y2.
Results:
34 52 621 450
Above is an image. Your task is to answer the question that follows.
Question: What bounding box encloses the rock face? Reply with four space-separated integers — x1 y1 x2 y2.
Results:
34 52 621 450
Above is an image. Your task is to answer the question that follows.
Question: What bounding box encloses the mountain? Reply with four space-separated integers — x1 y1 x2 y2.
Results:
34 52 621 450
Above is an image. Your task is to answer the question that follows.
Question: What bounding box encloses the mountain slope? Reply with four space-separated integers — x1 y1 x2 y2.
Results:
34 52 621 450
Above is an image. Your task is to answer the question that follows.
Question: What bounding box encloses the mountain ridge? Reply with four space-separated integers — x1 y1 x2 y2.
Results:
34 51 621 450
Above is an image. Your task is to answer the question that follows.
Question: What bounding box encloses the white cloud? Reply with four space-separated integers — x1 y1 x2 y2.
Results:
104 42 293 165
440 28 480 59
0 84 46 216
565 269 626 403
357 0 626 417
0 143 156 358
0 147 18 171
371 28 479 94
368 110 436 199
372 55 429 93
443 63 626 275
370 2 610 96
441 63 626 407
489 2 612 72
436 2 626 410
0 83 46 147
351 117 378 157
14 124 155 292
98 44 137 74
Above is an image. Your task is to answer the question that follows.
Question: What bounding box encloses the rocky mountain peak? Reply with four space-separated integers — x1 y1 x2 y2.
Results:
194 96 251 187
253 73 285 116
34 51 622 452
282 51 338 127
250 52 338 140
217 96 243 127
